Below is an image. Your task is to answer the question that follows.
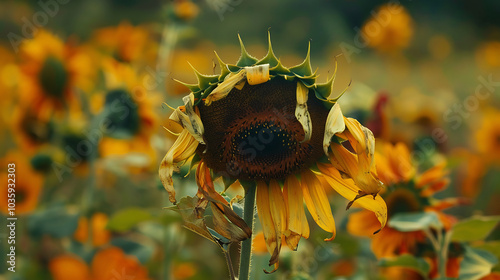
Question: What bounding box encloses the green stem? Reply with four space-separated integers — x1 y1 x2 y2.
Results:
239 185 256 280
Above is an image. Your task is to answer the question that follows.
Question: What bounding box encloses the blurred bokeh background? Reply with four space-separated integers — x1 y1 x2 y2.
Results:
1 0 500 279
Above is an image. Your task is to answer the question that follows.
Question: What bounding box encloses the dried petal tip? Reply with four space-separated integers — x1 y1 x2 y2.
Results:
245 64 269 85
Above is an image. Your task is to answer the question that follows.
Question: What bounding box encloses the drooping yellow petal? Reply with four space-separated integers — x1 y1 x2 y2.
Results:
159 129 199 204
268 180 287 234
283 175 309 238
256 181 280 266
295 81 312 143
301 170 336 241
317 163 387 231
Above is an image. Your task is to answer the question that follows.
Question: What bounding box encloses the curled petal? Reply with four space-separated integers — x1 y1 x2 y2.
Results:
317 163 387 232
323 103 346 156
205 70 247 105
159 129 199 204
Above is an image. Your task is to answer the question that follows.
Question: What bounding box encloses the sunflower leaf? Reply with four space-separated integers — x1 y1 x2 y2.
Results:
459 246 498 280
388 212 443 232
451 216 500 242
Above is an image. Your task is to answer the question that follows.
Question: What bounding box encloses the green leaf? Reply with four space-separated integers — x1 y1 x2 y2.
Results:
389 212 443 232
27 207 79 238
379 255 431 278
452 216 500 242
459 246 498 280
107 208 152 233
474 241 500 272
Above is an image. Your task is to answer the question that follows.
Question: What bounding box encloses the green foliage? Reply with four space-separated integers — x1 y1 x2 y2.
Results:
27 207 79 238
451 216 500 242
388 212 443 232
107 207 153 233
459 246 498 280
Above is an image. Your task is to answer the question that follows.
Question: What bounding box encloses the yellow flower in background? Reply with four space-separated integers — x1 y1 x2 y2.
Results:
96 59 160 173
347 141 460 258
173 0 199 21
476 41 500 69
159 35 387 270
475 107 500 162
91 22 157 64
73 212 111 247
362 4 413 53
49 247 150 280
0 151 43 215
18 30 91 120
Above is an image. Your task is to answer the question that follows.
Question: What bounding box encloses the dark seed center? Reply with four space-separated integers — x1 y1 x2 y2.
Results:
197 77 329 181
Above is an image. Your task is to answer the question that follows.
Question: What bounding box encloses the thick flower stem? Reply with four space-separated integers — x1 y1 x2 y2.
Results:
239 185 256 280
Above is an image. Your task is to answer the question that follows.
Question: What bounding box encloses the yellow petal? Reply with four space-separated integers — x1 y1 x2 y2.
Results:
205 70 246 105
330 142 359 177
295 82 312 143
159 129 198 204
317 163 387 231
301 170 336 241
344 117 365 151
268 180 287 234
283 175 309 238
256 181 280 266
323 102 346 156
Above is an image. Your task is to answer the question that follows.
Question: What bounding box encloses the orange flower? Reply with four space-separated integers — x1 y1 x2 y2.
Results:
73 212 111 247
475 108 500 162
347 141 460 258
49 254 90 280
49 247 150 280
0 151 43 215
476 41 500 70
92 247 149 280
172 262 197 280
91 22 156 64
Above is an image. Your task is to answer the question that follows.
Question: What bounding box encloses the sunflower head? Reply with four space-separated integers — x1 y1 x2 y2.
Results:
160 34 387 270
166 33 349 183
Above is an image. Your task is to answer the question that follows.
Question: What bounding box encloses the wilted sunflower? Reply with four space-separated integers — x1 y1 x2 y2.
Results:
159 34 387 270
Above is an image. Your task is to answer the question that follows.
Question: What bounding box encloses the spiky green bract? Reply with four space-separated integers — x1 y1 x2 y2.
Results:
184 33 343 108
